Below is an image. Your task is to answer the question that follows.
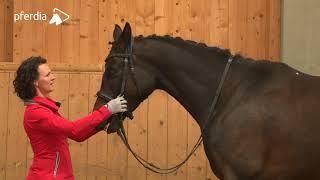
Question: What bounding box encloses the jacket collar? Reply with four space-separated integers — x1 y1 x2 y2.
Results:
31 96 60 111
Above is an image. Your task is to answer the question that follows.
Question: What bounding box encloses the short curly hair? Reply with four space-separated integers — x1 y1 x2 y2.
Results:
13 56 47 100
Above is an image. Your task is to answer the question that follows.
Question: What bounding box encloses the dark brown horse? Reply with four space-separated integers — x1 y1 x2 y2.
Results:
93 22 320 180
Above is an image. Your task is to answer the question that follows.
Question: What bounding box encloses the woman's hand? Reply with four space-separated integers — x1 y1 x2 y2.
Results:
104 96 127 114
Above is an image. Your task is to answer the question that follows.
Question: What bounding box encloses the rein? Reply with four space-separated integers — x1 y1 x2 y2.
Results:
96 37 234 174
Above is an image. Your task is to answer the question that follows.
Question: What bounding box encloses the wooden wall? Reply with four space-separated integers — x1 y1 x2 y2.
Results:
2 0 280 63
0 0 13 62
0 0 281 179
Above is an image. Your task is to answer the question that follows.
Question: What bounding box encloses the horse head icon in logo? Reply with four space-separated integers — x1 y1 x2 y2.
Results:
49 8 69 26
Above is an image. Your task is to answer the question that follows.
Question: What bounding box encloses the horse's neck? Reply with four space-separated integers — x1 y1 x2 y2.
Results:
135 38 237 127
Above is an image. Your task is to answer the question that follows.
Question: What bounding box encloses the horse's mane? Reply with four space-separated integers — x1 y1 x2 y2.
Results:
135 34 278 68
135 34 231 57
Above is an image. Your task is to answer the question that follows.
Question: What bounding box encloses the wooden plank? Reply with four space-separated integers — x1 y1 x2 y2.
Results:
209 0 229 48
189 0 210 43
21 0 33 60
0 73 9 179
167 96 188 180
46 0 61 63
118 0 136 28
166 0 191 40
135 0 154 36
72 0 80 64
98 0 111 63
228 0 248 56
60 1 71 62
87 73 110 180
147 90 168 180
127 100 148 180
266 0 280 61
12 0 23 63
180 0 192 41
69 73 89 179
6 0 13 61
6 72 27 180
0 0 6 62
59 1 74 64
106 124 127 180
187 114 206 180
1 0 14 61
247 0 267 60
31 0 45 56
79 0 99 64
155 0 169 36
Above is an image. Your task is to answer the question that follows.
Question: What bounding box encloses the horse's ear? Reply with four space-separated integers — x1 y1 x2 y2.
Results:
120 22 132 47
113 24 122 41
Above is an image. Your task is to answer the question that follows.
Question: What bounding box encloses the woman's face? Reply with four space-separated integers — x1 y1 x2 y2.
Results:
35 64 55 97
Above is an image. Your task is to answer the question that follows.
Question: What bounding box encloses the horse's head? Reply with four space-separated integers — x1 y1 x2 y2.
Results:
93 22 156 133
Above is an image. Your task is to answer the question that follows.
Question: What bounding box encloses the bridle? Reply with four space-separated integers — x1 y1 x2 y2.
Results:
96 36 140 121
95 36 234 174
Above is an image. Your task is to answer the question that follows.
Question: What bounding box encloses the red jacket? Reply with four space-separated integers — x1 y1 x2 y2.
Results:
23 96 111 180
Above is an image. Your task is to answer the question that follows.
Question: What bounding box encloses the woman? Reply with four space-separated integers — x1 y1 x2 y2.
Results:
13 56 126 180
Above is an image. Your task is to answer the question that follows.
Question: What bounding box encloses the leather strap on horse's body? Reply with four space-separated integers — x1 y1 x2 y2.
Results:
116 56 234 174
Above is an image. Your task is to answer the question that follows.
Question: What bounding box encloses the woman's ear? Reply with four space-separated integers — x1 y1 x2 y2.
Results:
34 80 38 88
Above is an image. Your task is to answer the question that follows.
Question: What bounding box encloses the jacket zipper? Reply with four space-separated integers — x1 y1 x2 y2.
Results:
53 151 60 177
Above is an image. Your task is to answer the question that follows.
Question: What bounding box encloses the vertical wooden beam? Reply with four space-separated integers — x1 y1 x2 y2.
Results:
31 0 46 56
0 73 9 179
60 1 76 64
46 0 61 63
69 73 90 180
12 0 23 63
87 73 109 180
266 0 281 61
0 0 13 62
209 0 229 48
6 72 27 180
6 0 13 61
98 0 110 63
229 0 248 56
147 90 168 180
0 0 5 62
167 96 188 180
79 0 99 64
22 0 33 59
247 0 267 59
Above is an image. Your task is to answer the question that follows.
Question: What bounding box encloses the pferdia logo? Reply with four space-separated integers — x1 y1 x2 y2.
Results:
14 8 70 26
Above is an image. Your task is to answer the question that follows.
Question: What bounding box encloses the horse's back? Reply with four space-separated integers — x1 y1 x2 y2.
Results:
205 62 320 179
